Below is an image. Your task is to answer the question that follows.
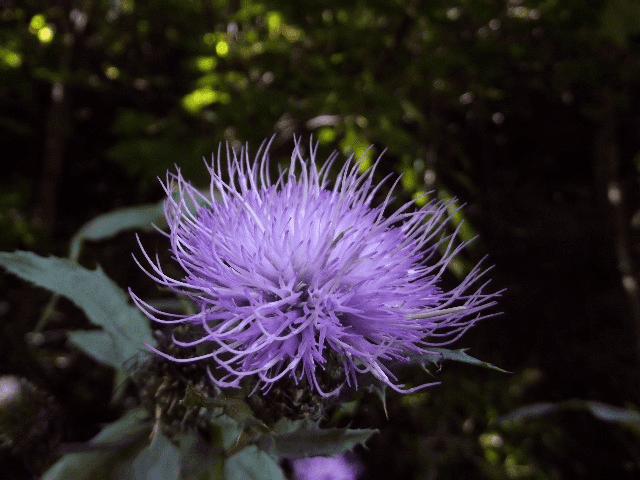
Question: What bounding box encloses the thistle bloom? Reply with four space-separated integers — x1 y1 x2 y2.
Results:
290 453 363 480
130 138 498 397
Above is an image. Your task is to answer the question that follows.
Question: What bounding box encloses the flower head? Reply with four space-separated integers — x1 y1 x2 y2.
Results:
130 138 498 397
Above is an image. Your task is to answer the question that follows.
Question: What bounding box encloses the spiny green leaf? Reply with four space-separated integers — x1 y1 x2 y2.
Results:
257 418 377 459
420 348 509 373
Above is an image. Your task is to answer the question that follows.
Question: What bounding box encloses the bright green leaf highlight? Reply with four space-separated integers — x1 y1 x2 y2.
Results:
266 11 281 36
196 56 217 72
438 187 477 244
412 191 428 207
340 129 373 172
0 48 22 68
215 40 229 56
29 14 46 31
182 87 230 113
401 167 418 191
317 127 336 144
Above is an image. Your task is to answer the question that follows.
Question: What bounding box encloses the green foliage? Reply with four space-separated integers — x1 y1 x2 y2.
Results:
224 447 287 480
128 433 181 480
69 203 166 261
420 348 509 374
42 408 153 480
0 251 155 371
256 418 378 459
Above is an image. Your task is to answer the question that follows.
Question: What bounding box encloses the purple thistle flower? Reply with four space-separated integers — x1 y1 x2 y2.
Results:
130 138 498 397
290 453 363 480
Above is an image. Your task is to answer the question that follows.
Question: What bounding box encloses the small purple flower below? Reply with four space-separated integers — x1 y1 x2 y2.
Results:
130 138 499 396
290 453 363 480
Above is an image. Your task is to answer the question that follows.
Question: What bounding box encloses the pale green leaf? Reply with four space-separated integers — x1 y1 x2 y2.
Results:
69 203 166 261
67 330 122 370
130 432 181 480
224 446 286 480
0 251 155 369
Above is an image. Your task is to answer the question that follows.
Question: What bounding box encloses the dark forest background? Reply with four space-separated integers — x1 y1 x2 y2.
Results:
2 0 640 478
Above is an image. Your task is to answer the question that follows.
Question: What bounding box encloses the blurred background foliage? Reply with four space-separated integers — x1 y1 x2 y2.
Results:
2 0 640 478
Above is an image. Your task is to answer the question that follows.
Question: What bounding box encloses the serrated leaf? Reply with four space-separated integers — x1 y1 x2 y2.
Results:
42 408 152 480
257 419 377 459
420 348 508 373
0 251 155 370
69 203 166 261
224 446 287 480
